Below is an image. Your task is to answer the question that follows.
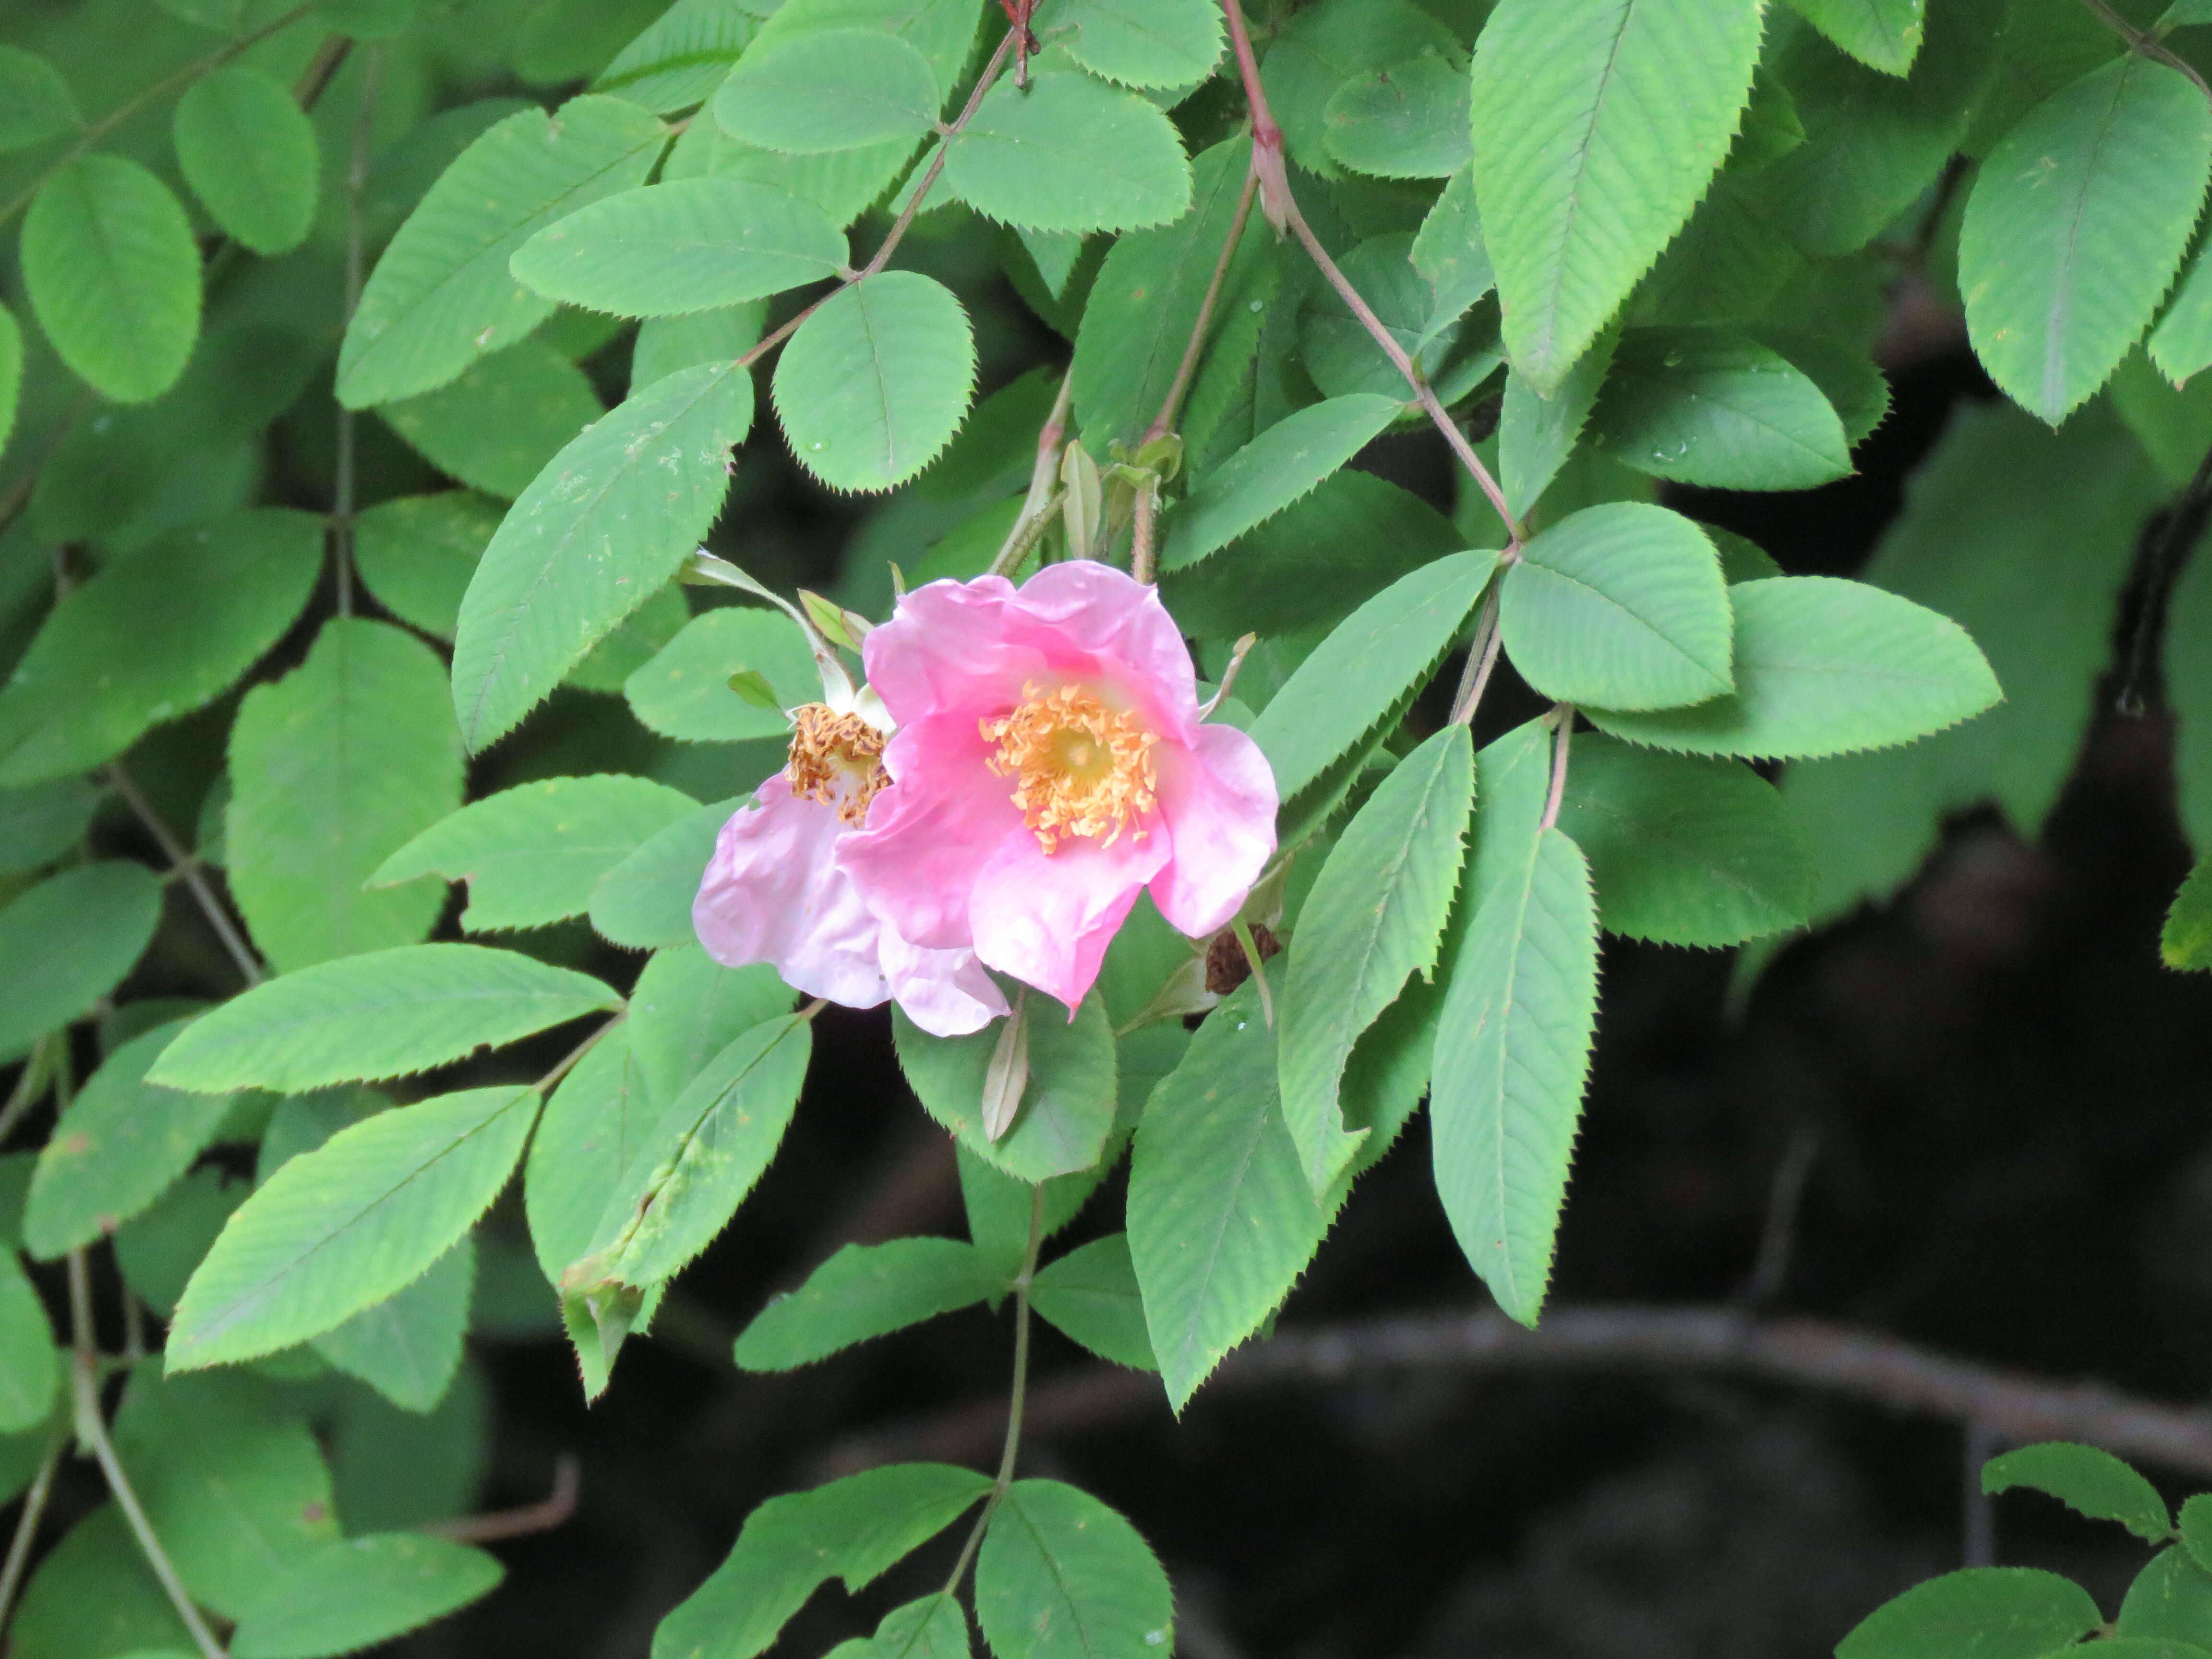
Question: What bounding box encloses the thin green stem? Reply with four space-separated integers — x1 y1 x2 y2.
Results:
106 764 263 986
68 1252 228 1659
1142 156 1260 448
0 1428 64 1634
0 0 325 230
1539 704 1574 832
939 1183 1048 1598
332 45 384 619
1447 586 1504 726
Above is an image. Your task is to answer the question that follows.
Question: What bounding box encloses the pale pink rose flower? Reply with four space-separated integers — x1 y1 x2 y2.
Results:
840 560 1278 1012
693 705 1008 1038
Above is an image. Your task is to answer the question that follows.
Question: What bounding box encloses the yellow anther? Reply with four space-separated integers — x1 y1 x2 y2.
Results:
786 704 889 826
981 682 1158 853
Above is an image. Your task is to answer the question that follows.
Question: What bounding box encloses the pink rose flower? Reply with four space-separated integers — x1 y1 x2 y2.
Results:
840 561 1278 1012
694 703 1008 1037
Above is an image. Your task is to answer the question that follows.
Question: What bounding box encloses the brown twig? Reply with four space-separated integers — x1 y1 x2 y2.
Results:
422 1455 580 1544
1219 0 1519 540
816 1304 2212 1482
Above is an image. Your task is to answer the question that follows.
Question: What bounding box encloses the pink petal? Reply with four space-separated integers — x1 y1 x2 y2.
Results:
861 576 1029 725
880 931 1010 1037
694 777 891 1010
840 712 1026 951
1008 561 1200 733
969 821 1171 1012
1149 722 1278 939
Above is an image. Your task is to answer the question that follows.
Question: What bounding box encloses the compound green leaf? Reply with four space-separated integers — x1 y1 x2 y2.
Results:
0 48 78 152
1044 0 1222 88
589 796 745 949
773 271 975 492
0 862 163 1062
944 71 1192 233
625 606 817 742
1325 53 1471 180
2123 1545 2212 1640
150 945 619 1094
892 993 1118 1182
374 774 698 932
573 1013 812 1288
11 1506 194 1659
510 177 846 316
733 1236 1007 1370
0 301 19 463
596 0 761 112
1960 55 2212 423
116 1167 247 1318
451 358 755 750
167 1086 538 1369
1163 467 1465 641
351 491 503 640
975 1480 1175 1659
1160 393 1404 572
650 1463 990 1659
1556 736 1814 947
338 96 668 408
1593 327 1852 489
1071 137 1266 449
1278 725 1471 1197
0 1251 56 1432
526 1025 654 1284
1587 576 2001 759
1412 166 1495 342
1471 0 1764 393
311 1239 473 1413
173 66 319 255
24 1020 238 1258
1783 0 1925 75
0 508 323 785
1429 722 1596 1326
227 1533 503 1659
228 618 463 972
2166 858 2212 971
713 29 940 153
1836 1567 2102 1659
112 1370 339 1620
1129 981 1338 1409
0 776 98 875
1258 0 1459 179
1030 1232 1157 1370
22 155 200 403
1498 332 1615 520
1249 549 1498 801
1983 1442 2173 1543
1501 503 1732 711
2151 236 2212 386
378 340 603 500
626 942 797 1110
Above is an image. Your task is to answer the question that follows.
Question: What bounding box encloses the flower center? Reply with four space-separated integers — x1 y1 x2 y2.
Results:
982 681 1158 853
786 703 889 827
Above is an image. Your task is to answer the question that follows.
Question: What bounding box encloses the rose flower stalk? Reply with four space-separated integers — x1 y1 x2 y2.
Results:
695 559 1277 1031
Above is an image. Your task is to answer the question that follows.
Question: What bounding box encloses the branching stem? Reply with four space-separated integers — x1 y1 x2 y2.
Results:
2078 0 2212 103
106 764 263 986
68 1252 228 1659
736 28 1019 377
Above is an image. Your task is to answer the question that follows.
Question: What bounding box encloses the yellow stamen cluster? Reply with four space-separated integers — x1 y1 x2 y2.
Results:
786 703 889 826
982 682 1158 853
